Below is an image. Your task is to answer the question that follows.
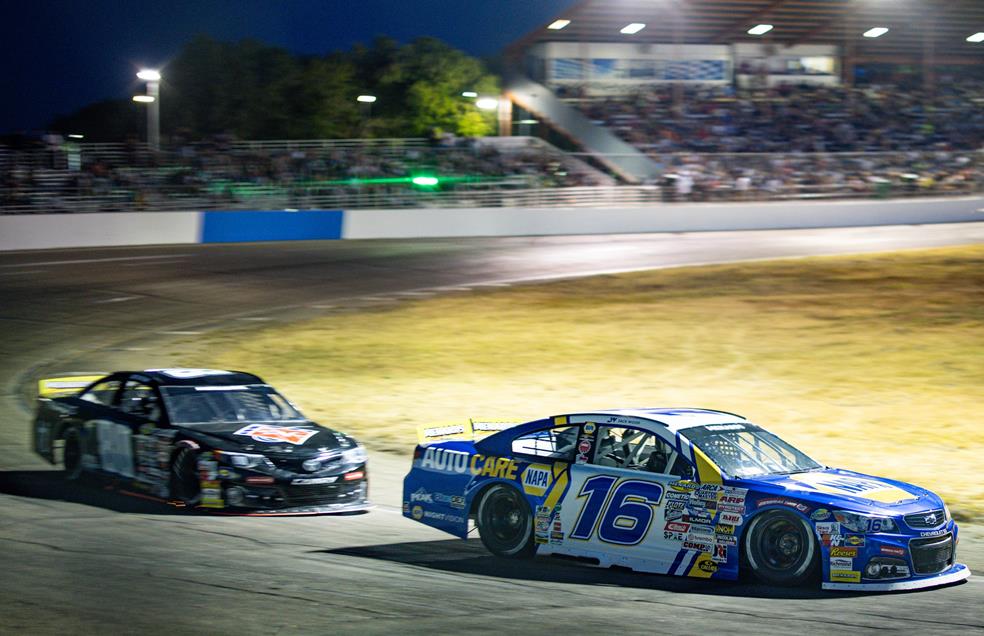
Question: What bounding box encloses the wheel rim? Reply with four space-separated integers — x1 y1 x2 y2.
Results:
755 516 808 572
485 488 527 546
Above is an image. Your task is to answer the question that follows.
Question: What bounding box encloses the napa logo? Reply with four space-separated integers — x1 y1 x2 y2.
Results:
521 464 553 496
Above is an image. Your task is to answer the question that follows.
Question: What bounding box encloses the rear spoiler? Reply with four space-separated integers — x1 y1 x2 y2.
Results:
416 419 521 444
38 373 108 398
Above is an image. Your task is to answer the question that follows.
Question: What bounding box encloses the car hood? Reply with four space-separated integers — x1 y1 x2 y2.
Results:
737 468 943 513
177 420 346 454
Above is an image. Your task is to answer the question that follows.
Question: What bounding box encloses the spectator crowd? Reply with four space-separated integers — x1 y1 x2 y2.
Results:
2 81 982 212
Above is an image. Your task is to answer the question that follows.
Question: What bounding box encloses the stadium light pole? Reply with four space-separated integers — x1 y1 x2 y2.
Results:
137 69 161 151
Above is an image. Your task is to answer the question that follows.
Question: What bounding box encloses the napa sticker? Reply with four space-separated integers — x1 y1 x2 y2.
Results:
234 424 318 445
521 464 553 496
788 472 918 504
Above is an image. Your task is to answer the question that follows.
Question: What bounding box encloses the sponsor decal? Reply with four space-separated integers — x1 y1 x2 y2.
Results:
535 536 548 545
718 494 746 505
756 497 809 512
718 512 744 526
665 491 691 502
830 557 854 570
200 480 223 508
920 529 948 537
788 472 917 505
683 540 713 552
422 511 466 523
892 565 911 577
576 453 589 464
688 524 715 538
715 534 737 546
705 424 745 431
697 558 719 573
410 487 433 503
292 476 337 485
669 480 700 493
712 545 728 563
815 522 840 536
411 505 424 520
550 531 564 542
664 531 685 541
830 546 858 558
715 524 735 535
147 368 231 379
422 424 466 438
716 503 745 514
829 569 862 583
720 486 748 498
234 424 317 446
665 522 690 533
696 485 720 501
830 534 865 547
536 518 550 532
521 464 553 496
583 422 596 434
448 495 466 510
880 545 906 557
577 439 592 454
419 447 518 479
811 508 832 521
402 502 409 514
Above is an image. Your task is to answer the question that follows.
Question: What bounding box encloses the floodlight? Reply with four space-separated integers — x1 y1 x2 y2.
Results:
548 19 571 30
748 24 774 36
620 23 646 35
411 176 439 186
967 32 984 43
356 95 377 103
462 91 478 98
68 134 84 139
863 27 889 38
137 69 161 81
475 97 499 110
132 95 155 103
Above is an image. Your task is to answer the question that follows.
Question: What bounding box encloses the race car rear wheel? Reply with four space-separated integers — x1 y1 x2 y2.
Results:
743 510 818 586
62 427 83 481
476 484 536 558
170 447 202 507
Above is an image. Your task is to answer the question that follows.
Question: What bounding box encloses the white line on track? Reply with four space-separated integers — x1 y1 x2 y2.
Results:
237 317 272 321
92 296 139 304
0 269 44 276
158 330 202 336
0 254 190 268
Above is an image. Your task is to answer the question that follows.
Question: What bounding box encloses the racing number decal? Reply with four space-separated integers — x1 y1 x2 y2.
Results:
570 475 664 545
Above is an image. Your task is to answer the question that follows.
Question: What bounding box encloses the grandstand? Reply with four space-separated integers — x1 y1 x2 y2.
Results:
2 0 982 214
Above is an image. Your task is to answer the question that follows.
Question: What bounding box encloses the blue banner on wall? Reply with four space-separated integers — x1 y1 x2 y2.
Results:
200 210 344 243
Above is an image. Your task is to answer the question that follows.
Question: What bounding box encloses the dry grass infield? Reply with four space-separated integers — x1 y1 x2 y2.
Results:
188 245 984 518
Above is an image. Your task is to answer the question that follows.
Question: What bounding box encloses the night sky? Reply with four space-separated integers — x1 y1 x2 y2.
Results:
1 0 577 133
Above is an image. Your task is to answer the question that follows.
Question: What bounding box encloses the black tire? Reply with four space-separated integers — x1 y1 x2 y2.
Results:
743 510 818 586
62 427 83 481
170 447 202 506
476 484 537 558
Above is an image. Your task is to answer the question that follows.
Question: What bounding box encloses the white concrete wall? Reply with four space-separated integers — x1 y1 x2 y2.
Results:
0 212 200 251
342 197 984 240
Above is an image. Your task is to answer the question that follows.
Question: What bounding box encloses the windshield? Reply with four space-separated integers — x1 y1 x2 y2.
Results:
160 384 305 426
684 423 822 478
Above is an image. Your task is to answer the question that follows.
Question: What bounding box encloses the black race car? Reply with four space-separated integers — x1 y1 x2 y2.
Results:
33 368 369 514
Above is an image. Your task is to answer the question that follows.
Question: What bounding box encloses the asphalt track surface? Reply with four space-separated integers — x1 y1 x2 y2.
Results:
2 223 984 635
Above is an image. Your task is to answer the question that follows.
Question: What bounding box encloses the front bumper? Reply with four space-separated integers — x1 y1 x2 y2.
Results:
822 562 970 591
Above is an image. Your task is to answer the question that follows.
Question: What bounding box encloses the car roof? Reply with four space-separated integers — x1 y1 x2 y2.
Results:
563 408 748 433
126 368 264 387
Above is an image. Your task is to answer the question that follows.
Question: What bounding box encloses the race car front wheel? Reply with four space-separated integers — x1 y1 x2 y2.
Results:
476 484 537 559
743 510 818 586
62 427 83 481
170 447 202 506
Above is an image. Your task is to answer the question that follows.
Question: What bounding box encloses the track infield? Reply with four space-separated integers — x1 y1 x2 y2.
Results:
184 244 984 518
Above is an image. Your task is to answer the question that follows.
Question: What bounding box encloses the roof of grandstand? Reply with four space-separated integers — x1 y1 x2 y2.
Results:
508 0 984 64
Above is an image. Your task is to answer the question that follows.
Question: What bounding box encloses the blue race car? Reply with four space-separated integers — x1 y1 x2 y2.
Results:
402 409 970 591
